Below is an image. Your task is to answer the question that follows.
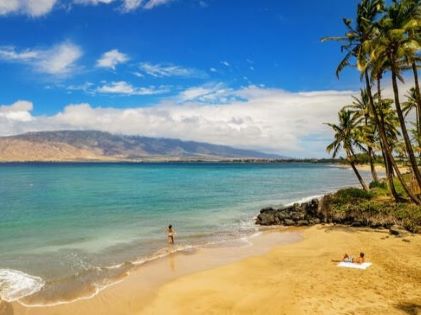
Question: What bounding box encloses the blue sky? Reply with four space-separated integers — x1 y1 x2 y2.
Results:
0 0 370 157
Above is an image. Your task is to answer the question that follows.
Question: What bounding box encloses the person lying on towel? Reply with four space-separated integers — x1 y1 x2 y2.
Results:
342 252 365 264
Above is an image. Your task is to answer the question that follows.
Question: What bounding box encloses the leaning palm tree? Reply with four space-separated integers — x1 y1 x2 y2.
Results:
346 89 379 182
401 0 421 131
364 0 421 188
326 109 369 191
376 96 403 199
323 0 421 204
403 87 421 143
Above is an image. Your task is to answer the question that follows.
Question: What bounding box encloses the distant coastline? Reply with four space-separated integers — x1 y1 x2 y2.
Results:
0 157 348 164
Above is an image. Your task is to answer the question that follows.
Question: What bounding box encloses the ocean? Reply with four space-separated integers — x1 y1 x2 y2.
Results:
0 162 371 305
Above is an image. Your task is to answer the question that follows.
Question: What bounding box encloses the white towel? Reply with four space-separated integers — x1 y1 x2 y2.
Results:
337 262 372 270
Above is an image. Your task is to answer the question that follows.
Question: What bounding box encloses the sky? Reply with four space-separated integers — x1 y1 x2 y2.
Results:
0 0 394 157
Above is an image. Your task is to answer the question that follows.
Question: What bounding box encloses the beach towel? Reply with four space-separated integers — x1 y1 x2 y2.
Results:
337 262 372 270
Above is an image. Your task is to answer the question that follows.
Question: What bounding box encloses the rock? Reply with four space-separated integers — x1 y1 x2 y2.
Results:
389 225 409 237
260 207 274 214
308 218 321 225
291 211 305 220
284 219 295 226
256 199 323 227
256 211 276 225
351 221 362 227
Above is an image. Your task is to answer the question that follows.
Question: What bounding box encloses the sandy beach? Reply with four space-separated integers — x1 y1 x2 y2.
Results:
4 225 420 315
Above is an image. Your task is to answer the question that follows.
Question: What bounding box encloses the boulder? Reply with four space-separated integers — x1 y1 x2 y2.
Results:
389 225 409 237
256 211 276 225
284 219 295 226
256 199 322 227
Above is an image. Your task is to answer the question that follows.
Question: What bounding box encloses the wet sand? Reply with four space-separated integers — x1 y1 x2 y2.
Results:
8 229 300 315
5 225 421 315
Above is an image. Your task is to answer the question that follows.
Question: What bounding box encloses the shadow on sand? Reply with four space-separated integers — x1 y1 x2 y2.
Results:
395 302 421 315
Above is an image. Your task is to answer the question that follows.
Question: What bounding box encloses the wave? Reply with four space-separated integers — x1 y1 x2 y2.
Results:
16 232 262 307
0 269 45 302
284 194 325 206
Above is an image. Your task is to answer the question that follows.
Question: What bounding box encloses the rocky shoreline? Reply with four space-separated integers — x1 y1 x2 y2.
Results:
255 196 412 236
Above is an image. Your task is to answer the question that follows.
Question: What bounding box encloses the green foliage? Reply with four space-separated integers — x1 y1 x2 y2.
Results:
323 187 421 233
369 180 387 189
332 188 374 203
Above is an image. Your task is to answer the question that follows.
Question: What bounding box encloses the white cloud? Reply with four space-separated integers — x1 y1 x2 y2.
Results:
177 83 239 104
221 61 230 67
74 0 116 4
65 82 95 94
0 86 362 156
139 62 206 78
96 49 129 70
0 42 82 76
0 0 20 15
121 0 142 11
96 81 170 95
0 46 39 61
0 0 175 16
0 0 57 16
37 43 82 75
73 0 168 12
0 100 33 122
132 71 144 77
143 0 173 10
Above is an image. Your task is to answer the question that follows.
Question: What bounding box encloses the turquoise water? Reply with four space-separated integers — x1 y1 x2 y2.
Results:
0 162 371 304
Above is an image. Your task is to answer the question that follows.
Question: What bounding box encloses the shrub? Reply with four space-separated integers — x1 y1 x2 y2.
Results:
334 188 374 202
369 180 387 189
322 190 421 233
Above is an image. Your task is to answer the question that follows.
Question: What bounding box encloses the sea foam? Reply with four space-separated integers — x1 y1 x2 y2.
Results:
0 269 45 302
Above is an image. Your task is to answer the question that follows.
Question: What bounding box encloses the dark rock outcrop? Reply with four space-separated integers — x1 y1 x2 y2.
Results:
389 225 409 237
256 199 323 226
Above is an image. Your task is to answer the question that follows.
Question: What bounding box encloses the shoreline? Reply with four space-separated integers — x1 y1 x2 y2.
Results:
8 228 302 314
2 164 412 314
140 225 421 314
6 225 421 315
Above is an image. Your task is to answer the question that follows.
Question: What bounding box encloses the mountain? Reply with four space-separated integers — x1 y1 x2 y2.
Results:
0 130 284 162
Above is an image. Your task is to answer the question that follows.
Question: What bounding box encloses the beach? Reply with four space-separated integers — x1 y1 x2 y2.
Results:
5 224 421 315
0 163 373 306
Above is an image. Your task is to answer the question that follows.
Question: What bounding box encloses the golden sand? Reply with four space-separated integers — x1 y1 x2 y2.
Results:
4 225 421 315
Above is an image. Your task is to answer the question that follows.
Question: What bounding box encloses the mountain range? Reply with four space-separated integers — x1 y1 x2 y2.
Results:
0 130 284 162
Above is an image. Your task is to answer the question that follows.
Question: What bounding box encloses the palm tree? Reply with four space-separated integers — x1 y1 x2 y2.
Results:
346 89 379 182
376 96 403 199
326 109 369 191
403 88 421 157
401 0 421 134
365 0 421 189
323 0 421 204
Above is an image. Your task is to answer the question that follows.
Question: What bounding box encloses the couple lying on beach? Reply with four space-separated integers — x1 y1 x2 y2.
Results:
342 252 365 264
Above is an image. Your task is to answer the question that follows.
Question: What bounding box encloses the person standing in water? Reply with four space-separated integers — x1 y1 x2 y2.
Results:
167 224 175 244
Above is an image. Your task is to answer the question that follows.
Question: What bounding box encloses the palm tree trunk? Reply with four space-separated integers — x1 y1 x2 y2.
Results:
365 72 421 204
377 76 400 200
347 150 368 191
412 61 421 154
391 64 421 188
379 137 400 199
363 100 378 182
368 146 379 182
